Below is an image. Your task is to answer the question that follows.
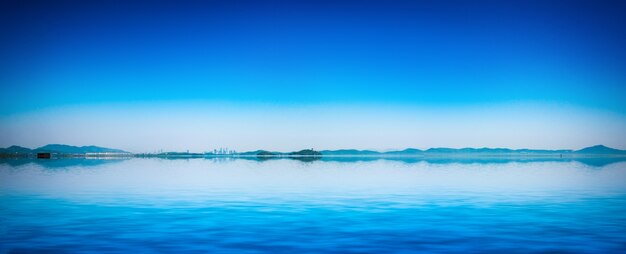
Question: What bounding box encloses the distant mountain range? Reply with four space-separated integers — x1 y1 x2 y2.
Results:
1 144 625 157
320 145 625 156
0 144 129 155
235 145 626 156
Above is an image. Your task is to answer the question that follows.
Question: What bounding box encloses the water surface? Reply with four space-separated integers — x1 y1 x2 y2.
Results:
1 158 625 253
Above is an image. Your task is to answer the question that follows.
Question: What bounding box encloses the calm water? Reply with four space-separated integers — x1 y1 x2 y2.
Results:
1 158 626 253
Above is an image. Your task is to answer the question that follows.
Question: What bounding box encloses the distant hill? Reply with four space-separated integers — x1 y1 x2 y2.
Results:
574 145 626 155
0 144 128 155
383 148 423 155
238 150 282 156
257 151 279 156
35 144 128 154
289 149 322 156
0 145 32 154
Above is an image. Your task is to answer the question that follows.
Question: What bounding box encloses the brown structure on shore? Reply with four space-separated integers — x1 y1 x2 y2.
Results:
37 153 51 159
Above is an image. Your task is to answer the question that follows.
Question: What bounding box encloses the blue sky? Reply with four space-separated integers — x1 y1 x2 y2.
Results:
1 0 625 151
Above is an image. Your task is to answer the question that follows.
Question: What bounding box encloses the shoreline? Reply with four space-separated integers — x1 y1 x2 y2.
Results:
2 153 626 159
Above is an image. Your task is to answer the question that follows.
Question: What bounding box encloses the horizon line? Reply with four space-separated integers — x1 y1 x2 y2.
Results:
1 143 622 154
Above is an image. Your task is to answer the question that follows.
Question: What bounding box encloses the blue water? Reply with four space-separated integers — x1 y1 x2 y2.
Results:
2 158 626 253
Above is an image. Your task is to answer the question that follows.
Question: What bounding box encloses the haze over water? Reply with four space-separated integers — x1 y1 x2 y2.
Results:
2 158 625 253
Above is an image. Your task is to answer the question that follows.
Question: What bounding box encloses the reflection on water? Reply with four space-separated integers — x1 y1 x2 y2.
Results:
1 158 626 253
3 155 626 169
0 157 128 169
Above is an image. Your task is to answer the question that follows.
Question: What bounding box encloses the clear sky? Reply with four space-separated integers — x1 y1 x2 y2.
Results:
1 0 625 152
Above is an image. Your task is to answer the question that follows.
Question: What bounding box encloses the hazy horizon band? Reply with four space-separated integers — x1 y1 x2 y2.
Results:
1 102 625 153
